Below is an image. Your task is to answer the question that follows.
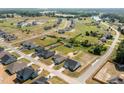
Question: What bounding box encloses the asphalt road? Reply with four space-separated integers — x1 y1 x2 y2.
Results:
77 22 120 83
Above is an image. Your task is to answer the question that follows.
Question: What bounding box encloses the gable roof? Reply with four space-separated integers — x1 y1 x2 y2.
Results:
0 54 17 65
36 49 55 59
35 46 44 53
52 54 66 65
6 61 27 74
64 59 81 72
16 66 38 82
21 41 36 50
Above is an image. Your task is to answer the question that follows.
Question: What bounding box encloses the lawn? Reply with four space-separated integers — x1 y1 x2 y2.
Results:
65 21 104 38
18 58 30 63
53 63 64 70
40 58 53 66
52 45 75 55
0 16 56 44
49 76 68 84
29 37 57 47
21 49 34 54
11 52 20 58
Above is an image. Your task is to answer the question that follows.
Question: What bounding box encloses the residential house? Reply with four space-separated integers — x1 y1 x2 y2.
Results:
57 29 65 34
64 58 81 72
0 30 17 41
6 61 27 74
36 49 55 59
52 54 67 65
16 66 38 82
35 46 44 53
0 54 17 65
21 41 36 50
100 36 107 42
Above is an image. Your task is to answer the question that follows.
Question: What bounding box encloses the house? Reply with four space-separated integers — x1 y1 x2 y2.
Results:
21 41 36 50
16 21 30 28
6 61 27 74
4 34 17 41
0 30 17 41
32 77 49 84
58 29 65 34
44 26 52 30
52 54 67 65
0 54 17 65
100 36 107 42
16 66 38 82
36 49 55 59
104 32 113 39
35 46 44 53
0 30 6 37
63 58 81 72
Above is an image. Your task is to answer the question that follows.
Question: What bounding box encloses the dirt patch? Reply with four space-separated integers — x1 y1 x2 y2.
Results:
0 64 16 84
93 62 124 83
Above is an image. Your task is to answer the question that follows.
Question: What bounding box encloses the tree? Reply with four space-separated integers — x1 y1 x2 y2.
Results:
115 40 124 64
93 45 101 55
89 45 106 55
85 31 89 36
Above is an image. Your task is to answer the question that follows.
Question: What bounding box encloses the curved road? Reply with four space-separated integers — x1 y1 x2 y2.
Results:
77 22 120 83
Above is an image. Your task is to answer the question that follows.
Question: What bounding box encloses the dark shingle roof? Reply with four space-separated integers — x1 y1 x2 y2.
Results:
36 49 55 59
21 41 36 50
0 54 17 65
17 66 38 82
64 59 81 72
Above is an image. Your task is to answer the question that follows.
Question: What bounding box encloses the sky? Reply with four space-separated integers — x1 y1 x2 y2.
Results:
0 0 123 8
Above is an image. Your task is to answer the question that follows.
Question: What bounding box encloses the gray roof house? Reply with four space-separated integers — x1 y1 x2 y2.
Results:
16 66 38 82
0 30 6 37
0 30 17 41
21 41 36 50
64 59 81 72
52 54 67 65
36 49 55 59
0 54 17 65
6 61 27 74
4 34 17 41
100 36 107 42
32 77 49 84
35 46 44 53
58 29 65 34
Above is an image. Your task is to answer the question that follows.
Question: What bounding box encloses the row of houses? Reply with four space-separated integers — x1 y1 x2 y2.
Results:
20 41 81 72
0 30 17 41
44 18 62 30
35 46 55 59
57 19 75 34
0 47 39 83
16 20 40 28
52 54 81 72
